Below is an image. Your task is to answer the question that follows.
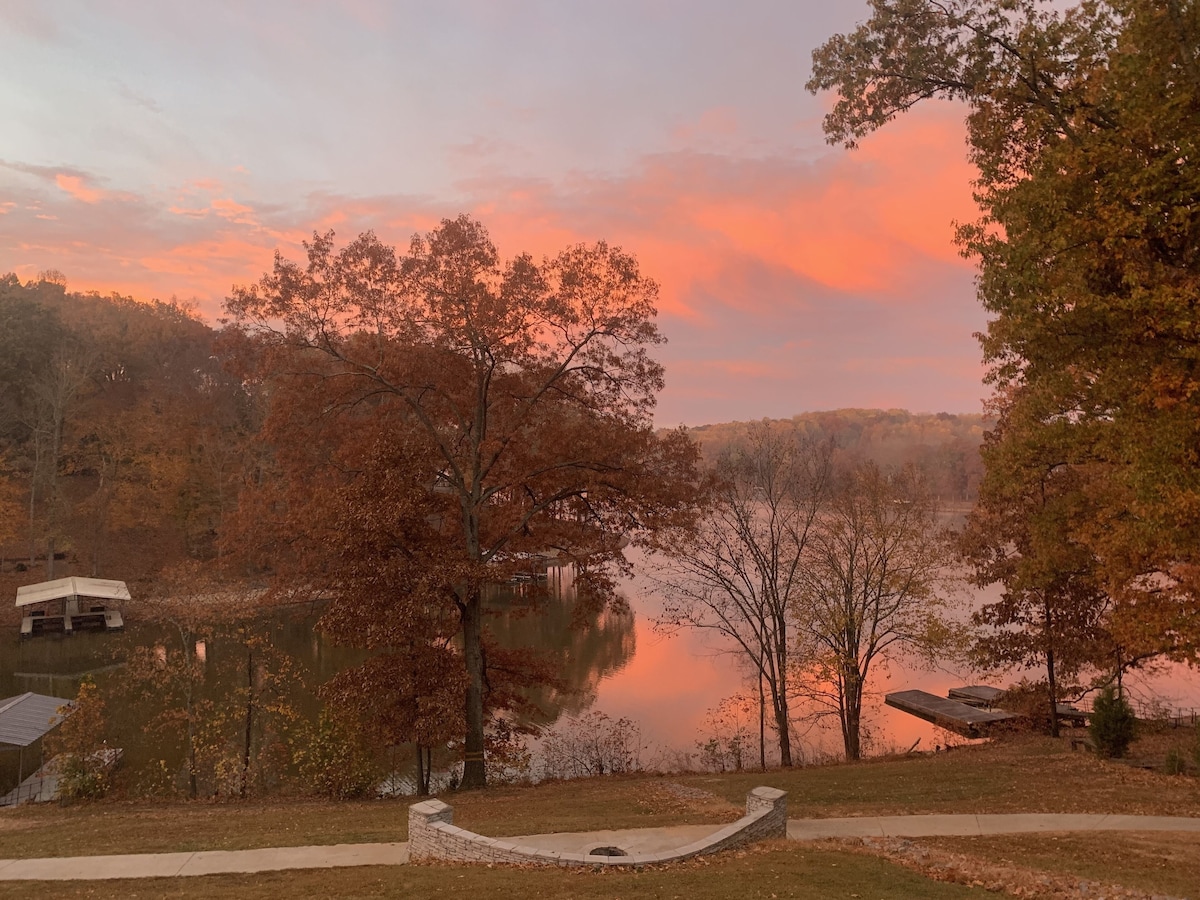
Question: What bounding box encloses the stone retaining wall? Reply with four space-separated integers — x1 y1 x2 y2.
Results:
408 786 787 867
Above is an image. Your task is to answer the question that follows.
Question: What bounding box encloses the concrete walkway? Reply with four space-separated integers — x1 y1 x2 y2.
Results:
787 813 1200 840
2 814 1200 881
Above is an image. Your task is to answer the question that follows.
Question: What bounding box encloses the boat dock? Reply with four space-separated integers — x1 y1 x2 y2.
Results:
16 577 128 639
885 689 1019 738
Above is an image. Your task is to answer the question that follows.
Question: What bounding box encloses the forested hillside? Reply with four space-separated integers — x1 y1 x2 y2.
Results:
0 273 988 610
687 410 988 504
0 274 258 608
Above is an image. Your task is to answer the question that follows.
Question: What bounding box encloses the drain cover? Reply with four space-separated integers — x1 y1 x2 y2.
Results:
588 846 628 857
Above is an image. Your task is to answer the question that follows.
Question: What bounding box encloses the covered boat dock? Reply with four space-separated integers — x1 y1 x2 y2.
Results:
0 692 73 807
17 577 127 638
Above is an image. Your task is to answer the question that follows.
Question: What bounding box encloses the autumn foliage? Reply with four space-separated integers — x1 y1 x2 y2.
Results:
811 0 1200 677
223 216 701 788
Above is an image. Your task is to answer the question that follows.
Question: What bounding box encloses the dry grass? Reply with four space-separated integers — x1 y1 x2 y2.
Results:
0 799 412 859
2 729 1199 900
920 832 1200 899
674 732 1200 818
0 779 742 860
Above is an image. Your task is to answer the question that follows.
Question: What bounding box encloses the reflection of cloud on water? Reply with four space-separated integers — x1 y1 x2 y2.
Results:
587 617 743 755
582 562 1200 761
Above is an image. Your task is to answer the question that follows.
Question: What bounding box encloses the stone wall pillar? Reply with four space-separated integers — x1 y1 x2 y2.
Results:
744 786 787 838
408 798 454 861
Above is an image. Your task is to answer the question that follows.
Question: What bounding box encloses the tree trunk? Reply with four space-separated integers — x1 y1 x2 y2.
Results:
416 743 429 796
841 668 863 761
1043 595 1060 737
1046 646 1060 738
460 592 487 789
757 671 766 772
241 646 254 798
772 629 793 766
773 692 793 767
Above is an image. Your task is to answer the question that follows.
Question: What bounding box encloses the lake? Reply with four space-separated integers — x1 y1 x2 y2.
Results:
3 556 1199 791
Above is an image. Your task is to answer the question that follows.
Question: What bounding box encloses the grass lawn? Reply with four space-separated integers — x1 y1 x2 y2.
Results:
922 832 1200 899
674 732 1200 818
3 734 1200 860
0 843 980 900
2 734 1199 898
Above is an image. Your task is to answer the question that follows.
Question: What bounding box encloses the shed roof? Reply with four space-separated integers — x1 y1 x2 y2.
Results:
0 693 72 747
15 577 131 609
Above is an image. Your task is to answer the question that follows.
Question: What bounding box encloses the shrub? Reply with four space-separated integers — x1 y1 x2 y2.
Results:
1164 747 1187 775
45 678 115 803
292 711 381 799
539 711 645 780
485 718 533 786
1089 685 1136 759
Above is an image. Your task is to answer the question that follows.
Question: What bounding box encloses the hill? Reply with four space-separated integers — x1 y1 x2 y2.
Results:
685 409 989 503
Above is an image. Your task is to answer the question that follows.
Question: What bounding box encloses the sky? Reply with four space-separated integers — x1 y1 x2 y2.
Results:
0 1 986 426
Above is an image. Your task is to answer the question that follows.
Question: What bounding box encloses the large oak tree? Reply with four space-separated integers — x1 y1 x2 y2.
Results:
225 216 699 788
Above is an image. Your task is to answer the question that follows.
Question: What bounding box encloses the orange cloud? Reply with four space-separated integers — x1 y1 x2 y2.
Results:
211 197 257 224
0 102 987 421
55 173 107 204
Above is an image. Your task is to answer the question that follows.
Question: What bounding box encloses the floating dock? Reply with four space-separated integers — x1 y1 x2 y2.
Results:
888 685 1090 737
885 689 1018 738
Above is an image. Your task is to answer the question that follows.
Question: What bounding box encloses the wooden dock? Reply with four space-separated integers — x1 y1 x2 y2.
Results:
947 685 1005 707
885 689 1019 738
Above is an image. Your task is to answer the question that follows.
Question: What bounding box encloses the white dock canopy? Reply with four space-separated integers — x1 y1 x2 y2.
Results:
0 693 71 747
15 577 131 609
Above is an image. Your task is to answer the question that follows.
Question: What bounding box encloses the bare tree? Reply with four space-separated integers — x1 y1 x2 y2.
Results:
793 463 956 760
653 424 832 768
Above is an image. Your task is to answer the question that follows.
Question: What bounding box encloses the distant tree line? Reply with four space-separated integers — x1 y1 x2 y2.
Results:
686 409 988 504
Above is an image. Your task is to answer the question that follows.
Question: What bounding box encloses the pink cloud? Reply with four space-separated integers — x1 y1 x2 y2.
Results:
54 173 107 204
0 103 987 420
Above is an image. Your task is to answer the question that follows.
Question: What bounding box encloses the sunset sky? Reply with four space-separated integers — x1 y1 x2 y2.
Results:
0 1 986 426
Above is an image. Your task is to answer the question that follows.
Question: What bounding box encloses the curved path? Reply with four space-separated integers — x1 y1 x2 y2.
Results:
2 815 1199 881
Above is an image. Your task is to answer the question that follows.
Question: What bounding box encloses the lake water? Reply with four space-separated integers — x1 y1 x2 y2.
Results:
592 555 1200 762
3 556 1199 790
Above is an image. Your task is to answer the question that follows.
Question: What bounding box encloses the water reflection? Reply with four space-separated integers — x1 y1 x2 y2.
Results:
4 554 1198 796
0 566 637 794
486 565 636 725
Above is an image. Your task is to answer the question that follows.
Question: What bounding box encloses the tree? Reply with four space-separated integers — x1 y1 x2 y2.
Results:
224 216 699 788
44 677 113 802
653 424 832 768
320 646 466 796
1089 684 1137 757
119 563 303 800
793 463 956 760
959 406 1116 737
809 0 1200 661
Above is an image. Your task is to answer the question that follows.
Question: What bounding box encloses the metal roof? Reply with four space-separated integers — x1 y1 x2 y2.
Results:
15 577 131 609
0 693 72 747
